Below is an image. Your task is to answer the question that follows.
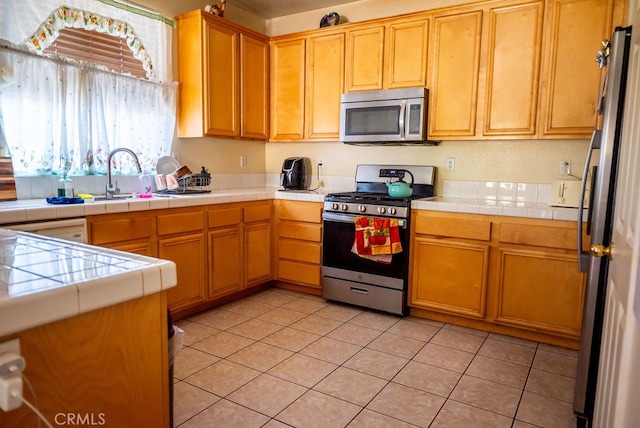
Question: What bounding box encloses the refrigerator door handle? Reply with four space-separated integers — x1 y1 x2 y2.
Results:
578 129 601 272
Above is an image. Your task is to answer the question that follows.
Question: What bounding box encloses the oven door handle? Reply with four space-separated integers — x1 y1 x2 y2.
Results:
322 212 407 228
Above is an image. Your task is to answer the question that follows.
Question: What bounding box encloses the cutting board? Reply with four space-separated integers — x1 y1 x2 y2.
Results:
0 156 17 201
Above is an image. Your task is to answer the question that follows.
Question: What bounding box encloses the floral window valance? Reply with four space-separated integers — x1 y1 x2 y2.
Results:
24 6 155 80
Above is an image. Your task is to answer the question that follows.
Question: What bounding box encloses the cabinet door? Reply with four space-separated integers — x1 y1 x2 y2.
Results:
208 226 243 299
206 22 239 137
385 18 430 89
161 233 207 312
496 247 585 337
538 0 615 137
241 34 269 139
428 11 483 138
306 32 345 140
270 38 306 140
245 222 271 287
345 25 385 92
410 237 490 319
483 1 544 136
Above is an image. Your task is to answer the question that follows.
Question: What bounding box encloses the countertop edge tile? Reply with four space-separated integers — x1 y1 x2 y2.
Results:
77 271 145 314
0 286 80 337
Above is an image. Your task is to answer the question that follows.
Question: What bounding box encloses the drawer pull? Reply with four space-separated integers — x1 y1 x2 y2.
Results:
350 287 368 295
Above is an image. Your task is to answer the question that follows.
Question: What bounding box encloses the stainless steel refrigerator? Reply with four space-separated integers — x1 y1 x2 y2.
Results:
574 26 633 427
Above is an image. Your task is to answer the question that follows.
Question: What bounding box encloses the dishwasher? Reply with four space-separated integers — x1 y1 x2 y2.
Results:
4 218 88 243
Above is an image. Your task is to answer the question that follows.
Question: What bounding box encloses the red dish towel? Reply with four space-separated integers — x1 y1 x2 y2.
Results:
352 216 402 264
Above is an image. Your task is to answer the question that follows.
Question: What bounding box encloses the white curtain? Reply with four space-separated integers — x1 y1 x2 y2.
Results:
0 47 177 175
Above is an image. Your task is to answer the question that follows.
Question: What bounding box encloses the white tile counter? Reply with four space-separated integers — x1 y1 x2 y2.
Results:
0 187 333 225
413 197 584 221
0 229 177 337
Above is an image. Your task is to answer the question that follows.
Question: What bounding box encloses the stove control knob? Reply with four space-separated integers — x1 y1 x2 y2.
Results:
389 207 397 215
340 204 349 211
377 206 386 214
358 205 366 213
331 203 339 210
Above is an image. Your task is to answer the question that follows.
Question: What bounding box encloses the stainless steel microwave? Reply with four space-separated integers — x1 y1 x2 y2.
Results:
339 87 437 145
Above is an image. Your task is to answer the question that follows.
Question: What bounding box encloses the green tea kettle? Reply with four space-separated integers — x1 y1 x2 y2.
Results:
385 169 414 198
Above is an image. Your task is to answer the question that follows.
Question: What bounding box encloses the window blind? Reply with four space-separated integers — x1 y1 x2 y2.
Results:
43 27 147 79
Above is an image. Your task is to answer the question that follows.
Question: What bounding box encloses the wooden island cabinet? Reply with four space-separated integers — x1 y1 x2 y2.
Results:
409 210 586 348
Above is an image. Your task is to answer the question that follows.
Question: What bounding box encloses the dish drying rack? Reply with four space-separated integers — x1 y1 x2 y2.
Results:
160 167 212 194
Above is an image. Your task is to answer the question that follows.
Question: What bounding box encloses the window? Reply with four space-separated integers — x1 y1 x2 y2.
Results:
44 27 147 79
0 5 176 176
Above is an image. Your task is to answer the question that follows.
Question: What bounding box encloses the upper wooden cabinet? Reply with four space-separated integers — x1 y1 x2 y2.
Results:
345 17 430 92
538 0 620 138
270 28 345 141
428 10 483 138
270 37 306 140
176 10 269 140
482 0 544 136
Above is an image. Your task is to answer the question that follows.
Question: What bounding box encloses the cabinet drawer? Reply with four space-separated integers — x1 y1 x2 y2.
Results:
499 223 575 250
278 260 321 287
279 240 321 264
414 215 491 241
91 216 153 245
244 202 271 223
278 221 322 242
208 207 242 228
158 210 205 236
277 201 322 223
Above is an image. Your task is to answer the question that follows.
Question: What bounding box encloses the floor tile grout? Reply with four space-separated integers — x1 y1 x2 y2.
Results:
174 288 578 427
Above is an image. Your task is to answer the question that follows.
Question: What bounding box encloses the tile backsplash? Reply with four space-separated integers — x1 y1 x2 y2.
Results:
442 180 551 204
15 173 269 199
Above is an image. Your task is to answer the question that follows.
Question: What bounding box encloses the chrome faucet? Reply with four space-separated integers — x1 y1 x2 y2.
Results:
106 148 142 199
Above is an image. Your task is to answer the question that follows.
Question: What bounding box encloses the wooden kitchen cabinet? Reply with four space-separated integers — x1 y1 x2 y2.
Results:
208 201 272 299
495 221 586 337
274 200 323 294
270 37 306 140
157 208 208 313
410 210 586 348
306 32 345 140
345 17 429 92
410 214 491 319
538 0 621 138
428 9 483 138
270 28 345 141
87 212 156 256
176 9 268 139
482 0 544 136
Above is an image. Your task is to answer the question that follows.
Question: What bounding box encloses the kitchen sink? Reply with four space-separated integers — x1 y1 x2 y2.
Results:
92 194 176 201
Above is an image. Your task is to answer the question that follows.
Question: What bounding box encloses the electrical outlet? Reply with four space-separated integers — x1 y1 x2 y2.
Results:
446 157 455 172
318 158 324 166
240 156 247 168
560 160 571 175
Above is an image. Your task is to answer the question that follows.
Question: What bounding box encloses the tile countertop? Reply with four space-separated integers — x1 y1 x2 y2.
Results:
0 188 329 225
413 197 585 221
0 187 583 224
0 229 177 337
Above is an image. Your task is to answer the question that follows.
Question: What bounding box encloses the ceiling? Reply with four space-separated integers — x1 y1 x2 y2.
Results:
230 0 363 19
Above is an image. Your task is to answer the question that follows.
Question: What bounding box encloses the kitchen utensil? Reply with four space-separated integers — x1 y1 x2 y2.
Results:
385 169 414 197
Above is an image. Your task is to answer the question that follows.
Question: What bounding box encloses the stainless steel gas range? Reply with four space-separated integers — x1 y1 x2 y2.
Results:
321 164 436 315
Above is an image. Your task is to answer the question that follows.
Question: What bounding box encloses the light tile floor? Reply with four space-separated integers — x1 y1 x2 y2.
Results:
173 288 579 428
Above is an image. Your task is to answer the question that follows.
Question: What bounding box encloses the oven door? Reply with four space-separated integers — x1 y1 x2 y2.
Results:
321 211 409 284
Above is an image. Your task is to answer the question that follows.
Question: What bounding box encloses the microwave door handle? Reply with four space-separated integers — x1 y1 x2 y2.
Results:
578 129 600 272
398 101 407 139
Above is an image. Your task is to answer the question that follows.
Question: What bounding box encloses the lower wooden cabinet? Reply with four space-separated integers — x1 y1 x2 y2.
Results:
207 201 272 299
274 200 323 294
409 210 586 348
88 201 273 319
